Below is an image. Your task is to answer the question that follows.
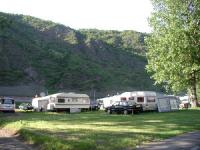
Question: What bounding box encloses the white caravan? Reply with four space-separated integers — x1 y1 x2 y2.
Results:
98 91 157 111
32 92 90 112
128 91 179 111
128 91 157 111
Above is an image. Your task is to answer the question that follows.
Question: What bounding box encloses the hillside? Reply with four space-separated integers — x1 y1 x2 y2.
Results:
0 12 160 96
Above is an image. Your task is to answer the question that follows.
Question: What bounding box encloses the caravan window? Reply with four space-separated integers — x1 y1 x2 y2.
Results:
72 98 78 102
66 98 72 102
129 97 134 100
147 97 155 102
137 97 144 103
121 97 126 101
58 99 65 103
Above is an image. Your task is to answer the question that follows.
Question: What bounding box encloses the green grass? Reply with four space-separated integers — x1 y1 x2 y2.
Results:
0 109 200 150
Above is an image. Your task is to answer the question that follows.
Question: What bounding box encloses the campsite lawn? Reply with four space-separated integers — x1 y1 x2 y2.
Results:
0 109 200 150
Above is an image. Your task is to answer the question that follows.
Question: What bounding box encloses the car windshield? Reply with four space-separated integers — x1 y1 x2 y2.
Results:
3 99 14 104
20 103 27 106
113 101 128 106
113 102 120 106
24 103 31 106
120 101 128 106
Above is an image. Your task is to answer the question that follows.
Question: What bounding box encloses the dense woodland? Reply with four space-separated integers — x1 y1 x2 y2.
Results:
0 12 159 95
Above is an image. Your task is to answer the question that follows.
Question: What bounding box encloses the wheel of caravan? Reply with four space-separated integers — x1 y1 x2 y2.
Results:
123 110 128 115
107 109 112 114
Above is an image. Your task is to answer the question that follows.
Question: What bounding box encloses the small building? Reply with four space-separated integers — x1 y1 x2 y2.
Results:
32 92 90 112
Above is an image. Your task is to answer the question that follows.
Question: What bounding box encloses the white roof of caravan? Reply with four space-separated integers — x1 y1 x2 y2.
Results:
131 91 156 96
97 95 121 101
120 92 131 97
32 95 51 101
51 92 89 98
111 95 121 99
97 97 111 101
32 92 89 100
119 91 157 97
98 91 157 100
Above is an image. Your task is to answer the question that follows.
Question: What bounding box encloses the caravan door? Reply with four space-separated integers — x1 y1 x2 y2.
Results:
146 96 157 111
38 100 49 111
136 97 145 110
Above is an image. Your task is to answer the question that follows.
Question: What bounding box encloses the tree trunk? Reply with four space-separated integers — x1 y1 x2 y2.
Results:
190 72 199 107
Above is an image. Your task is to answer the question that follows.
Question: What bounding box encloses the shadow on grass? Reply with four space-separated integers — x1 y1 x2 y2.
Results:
17 128 165 150
0 109 200 150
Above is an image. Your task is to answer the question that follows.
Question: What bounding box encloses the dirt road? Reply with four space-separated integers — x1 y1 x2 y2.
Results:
137 131 200 150
0 129 34 150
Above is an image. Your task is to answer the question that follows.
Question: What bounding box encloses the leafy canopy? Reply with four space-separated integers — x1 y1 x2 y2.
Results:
146 0 200 93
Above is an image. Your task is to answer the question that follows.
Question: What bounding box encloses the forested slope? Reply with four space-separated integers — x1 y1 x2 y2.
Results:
0 12 159 95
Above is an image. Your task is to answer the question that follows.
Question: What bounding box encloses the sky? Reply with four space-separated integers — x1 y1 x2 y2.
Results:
0 0 153 33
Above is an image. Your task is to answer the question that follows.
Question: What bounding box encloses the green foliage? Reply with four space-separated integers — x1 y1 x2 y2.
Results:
146 0 200 100
197 81 200 100
20 15 57 31
0 15 11 30
64 31 78 44
0 70 25 84
80 29 146 56
0 12 158 94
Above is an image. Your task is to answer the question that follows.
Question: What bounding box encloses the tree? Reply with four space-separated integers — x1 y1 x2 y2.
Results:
146 0 200 107
0 15 12 52
0 15 11 30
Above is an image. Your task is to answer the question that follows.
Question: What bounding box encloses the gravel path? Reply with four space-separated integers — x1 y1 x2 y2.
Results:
137 131 200 150
0 129 35 150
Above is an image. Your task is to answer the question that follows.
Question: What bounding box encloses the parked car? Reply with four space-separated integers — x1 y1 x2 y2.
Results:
19 103 33 111
105 101 143 115
0 97 15 112
89 101 100 111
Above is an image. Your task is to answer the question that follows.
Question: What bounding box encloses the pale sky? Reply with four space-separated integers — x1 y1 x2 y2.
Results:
0 0 153 33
